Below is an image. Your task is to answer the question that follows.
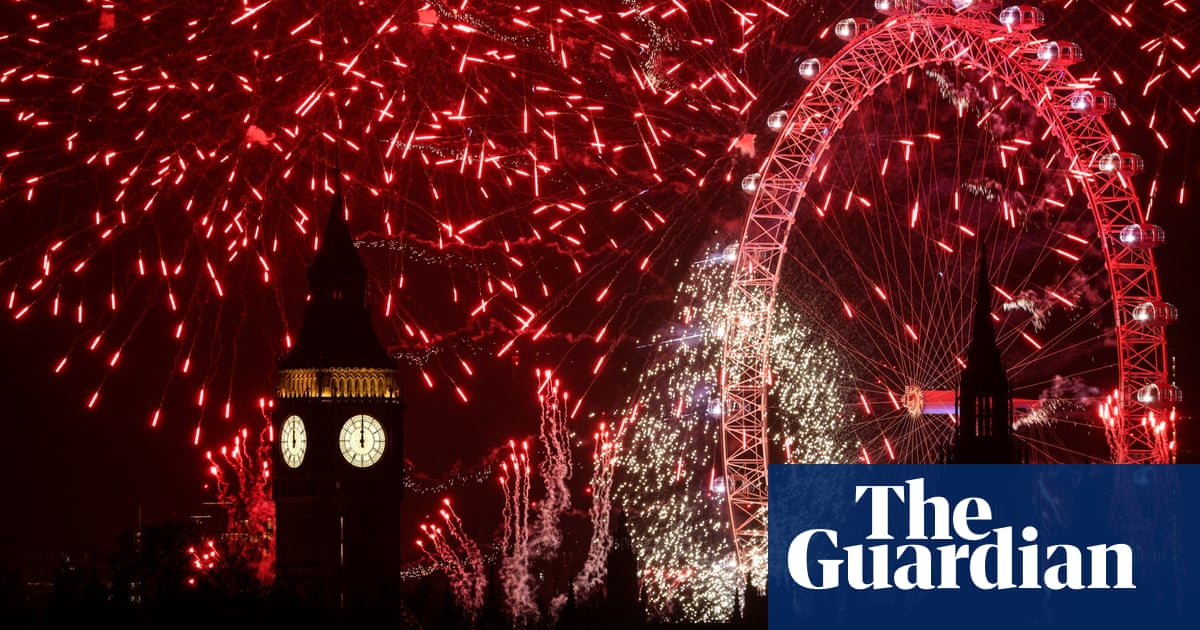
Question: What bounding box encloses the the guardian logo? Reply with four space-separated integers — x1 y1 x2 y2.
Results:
788 478 1135 591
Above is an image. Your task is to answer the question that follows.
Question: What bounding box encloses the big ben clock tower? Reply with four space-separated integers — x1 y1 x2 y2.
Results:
271 182 404 611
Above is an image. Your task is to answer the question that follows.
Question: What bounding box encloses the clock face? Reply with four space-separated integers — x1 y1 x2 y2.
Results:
280 415 307 468
339 414 386 468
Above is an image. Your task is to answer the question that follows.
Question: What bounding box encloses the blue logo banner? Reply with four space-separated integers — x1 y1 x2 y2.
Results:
768 465 1199 628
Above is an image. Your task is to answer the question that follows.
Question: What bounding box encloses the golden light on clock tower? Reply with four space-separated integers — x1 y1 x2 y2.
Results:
270 182 404 612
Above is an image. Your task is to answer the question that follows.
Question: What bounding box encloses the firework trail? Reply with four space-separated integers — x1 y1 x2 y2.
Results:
417 524 475 614
186 539 220 586
204 421 275 585
440 499 488 617
499 438 537 625
529 368 572 558
417 498 488 623
416 524 457 582
419 370 624 623
1098 388 1177 463
563 417 623 606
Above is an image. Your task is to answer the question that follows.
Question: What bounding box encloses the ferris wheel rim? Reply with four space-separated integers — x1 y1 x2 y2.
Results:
720 4 1173 584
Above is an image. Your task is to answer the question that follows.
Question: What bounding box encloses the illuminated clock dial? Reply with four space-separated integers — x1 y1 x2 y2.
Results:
339 414 385 468
280 415 307 468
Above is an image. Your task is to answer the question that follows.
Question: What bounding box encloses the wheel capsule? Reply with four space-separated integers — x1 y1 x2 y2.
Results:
741 173 761 193
875 0 917 15
1097 151 1145 176
999 5 1045 30
766 110 789 132
1132 301 1179 328
1036 41 1084 67
951 0 998 11
1069 90 1117 116
798 57 828 80
1136 382 1183 409
835 17 875 42
1118 223 1166 249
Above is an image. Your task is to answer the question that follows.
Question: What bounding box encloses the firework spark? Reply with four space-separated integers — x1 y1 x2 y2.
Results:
612 240 850 622
1 0 797 447
1 1 1195 622
529 368 572 559
498 438 537 625
563 417 623 606
203 418 276 585
418 498 488 623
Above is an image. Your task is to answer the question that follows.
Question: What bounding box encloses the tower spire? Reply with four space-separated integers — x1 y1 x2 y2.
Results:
307 170 366 290
970 245 998 355
948 246 1023 463
278 183 393 370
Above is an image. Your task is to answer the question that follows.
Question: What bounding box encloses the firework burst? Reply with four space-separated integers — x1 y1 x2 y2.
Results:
611 239 850 622
1 0 823 449
202 417 275 585
2 0 1196 621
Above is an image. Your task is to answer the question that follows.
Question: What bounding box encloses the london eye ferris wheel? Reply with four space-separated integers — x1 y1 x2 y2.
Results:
720 0 1180 584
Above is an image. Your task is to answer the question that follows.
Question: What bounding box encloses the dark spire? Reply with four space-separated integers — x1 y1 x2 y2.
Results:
612 508 631 552
278 179 394 370
948 247 1022 463
603 508 645 626
969 246 998 355
741 572 767 625
306 177 367 287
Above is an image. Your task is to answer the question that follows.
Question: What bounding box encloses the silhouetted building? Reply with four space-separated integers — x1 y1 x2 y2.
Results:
477 559 508 630
602 509 645 626
946 249 1026 464
740 575 767 625
271 180 406 612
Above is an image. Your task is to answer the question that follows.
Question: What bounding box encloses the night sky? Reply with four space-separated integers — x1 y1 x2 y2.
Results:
2 0 1199 591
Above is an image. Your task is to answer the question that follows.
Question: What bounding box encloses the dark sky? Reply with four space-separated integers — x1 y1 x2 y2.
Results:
0 314 209 574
